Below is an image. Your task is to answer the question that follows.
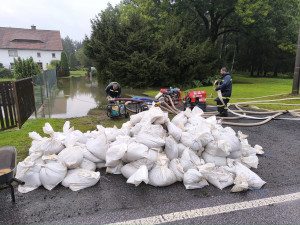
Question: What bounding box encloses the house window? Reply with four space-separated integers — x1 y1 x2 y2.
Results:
37 63 43 70
52 53 56 58
10 63 14 70
37 52 41 57
8 50 18 57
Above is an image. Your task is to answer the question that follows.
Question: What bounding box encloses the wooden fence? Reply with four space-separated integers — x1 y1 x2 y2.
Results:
0 77 36 130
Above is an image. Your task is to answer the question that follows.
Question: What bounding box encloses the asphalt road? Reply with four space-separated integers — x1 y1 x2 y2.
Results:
1 111 300 224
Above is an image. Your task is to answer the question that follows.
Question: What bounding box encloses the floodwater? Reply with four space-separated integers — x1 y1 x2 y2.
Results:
36 76 151 118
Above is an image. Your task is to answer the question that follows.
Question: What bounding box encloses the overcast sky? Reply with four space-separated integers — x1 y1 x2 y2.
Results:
0 0 121 41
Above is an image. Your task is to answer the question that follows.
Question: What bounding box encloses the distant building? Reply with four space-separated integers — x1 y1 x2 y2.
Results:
0 25 63 70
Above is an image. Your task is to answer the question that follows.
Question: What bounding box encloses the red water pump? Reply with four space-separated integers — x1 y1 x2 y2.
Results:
155 88 182 105
183 90 207 111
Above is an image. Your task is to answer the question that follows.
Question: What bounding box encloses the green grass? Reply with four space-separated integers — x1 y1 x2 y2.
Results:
0 78 15 81
0 116 125 162
143 73 299 110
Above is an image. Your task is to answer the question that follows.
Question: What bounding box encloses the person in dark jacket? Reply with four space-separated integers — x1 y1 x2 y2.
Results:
105 82 121 100
214 67 232 117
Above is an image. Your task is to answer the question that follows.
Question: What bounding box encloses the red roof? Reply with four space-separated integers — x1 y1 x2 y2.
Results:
0 27 63 51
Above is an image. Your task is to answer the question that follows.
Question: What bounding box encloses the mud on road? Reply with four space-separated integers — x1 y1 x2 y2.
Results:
1 115 300 224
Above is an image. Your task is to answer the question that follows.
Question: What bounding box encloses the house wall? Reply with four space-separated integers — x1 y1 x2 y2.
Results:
0 49 62 70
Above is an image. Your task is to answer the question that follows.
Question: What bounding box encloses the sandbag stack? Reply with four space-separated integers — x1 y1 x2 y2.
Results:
16 105 266 193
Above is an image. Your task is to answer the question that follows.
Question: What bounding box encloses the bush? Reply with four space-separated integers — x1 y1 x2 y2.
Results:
13 57 41 79
0 68 13 78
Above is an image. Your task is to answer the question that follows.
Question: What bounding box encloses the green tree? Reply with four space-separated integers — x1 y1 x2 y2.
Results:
75 48 92 68
69 53 76 70
58 51 70 77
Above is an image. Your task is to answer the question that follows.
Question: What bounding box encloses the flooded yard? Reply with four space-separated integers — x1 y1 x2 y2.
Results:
36 76 153 118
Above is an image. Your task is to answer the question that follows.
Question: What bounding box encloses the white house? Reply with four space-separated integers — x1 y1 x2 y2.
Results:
0 25 63 70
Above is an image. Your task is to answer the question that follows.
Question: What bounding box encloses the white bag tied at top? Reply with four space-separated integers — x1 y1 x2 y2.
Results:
58 146 84 169
183 169 209 189
40 162 67 191
148 153 177 187
62 168 100 191
16 161 42 193
86 134 108 161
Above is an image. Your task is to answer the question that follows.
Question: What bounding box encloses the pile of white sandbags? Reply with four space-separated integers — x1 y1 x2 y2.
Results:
16 105 266 193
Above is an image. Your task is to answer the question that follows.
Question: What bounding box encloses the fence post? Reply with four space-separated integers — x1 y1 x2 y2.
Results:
12 81 21 129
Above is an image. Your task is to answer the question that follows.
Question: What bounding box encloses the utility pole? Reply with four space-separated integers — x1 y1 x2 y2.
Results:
292 26 300 95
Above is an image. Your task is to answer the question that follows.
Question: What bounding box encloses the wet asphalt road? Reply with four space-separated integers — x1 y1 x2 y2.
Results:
1 110 300 224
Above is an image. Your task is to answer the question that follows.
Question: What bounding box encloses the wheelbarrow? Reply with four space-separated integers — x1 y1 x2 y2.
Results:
0 146 25 202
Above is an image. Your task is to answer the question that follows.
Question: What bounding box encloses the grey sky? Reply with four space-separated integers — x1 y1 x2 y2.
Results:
0 0 121 41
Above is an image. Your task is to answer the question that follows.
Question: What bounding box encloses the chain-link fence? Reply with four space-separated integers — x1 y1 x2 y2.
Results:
32 69 57 111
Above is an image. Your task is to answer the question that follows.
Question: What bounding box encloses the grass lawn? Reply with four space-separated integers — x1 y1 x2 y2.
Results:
0 116 127 162
0 78 15 82
144 73 300 110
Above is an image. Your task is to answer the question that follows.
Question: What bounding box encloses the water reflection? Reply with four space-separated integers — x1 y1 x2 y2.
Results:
36 76 149 118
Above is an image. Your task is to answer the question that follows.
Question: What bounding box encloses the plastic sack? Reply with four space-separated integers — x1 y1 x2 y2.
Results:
40 162 67 191
62 168 100 191
169 159 184 182
148 154 177 187
106 143 127 167
202 151 227 166
198 163 234 190
180 148 204 172
167 121 183 142
180 132 202 152
58 146 84 169
106 162 123 174
204 140 231 157
86 134 108 161
127 165 149 186
123 142 149 162
230 173 249 192
80 158 96 171
136 131 165 149
165 136 178 161
183 169 209 189
16 161 42 193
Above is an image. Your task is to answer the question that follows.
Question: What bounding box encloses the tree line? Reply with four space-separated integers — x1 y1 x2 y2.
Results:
82 0 300 88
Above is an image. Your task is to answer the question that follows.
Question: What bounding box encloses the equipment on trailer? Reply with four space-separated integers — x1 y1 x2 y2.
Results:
106 100 129 119
155 87 182 105
183 90 207 111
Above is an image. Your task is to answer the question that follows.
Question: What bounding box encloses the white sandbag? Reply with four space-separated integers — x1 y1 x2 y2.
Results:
63 133 79 148
177 143 186 158
127 165 149 186
121 163 139 179
183 169 209 189
106 162 123 174
180 132 202 152
80 158 96 171
42 154 58 164
24 151 43 162
148 153 177 187
16 161 42 193
202 151 227 166
180 148 204 172
72 130 87 144
198 163 234 190
81 147 103 163
140 107 168 125
105 143 127 167
136 131 165 148
96 162 106 169
86 134 108 161
130 123 143 136
212 129 242 153
204 140 230 157
171 112 187 128
228 150 242 159
190 106 204 117
62 168 100 191
121 121 134 130
58 146 84 169
231 173 249 192
167 121 183 142
130 111 146 125
140 124 167 139
165 136 178 161
169 159 184 182
39 137 65 155
124 142 148 162
241 155 259 169
40 162 67 191
62 121 74 135
105 126 123 142
225 161 266 189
